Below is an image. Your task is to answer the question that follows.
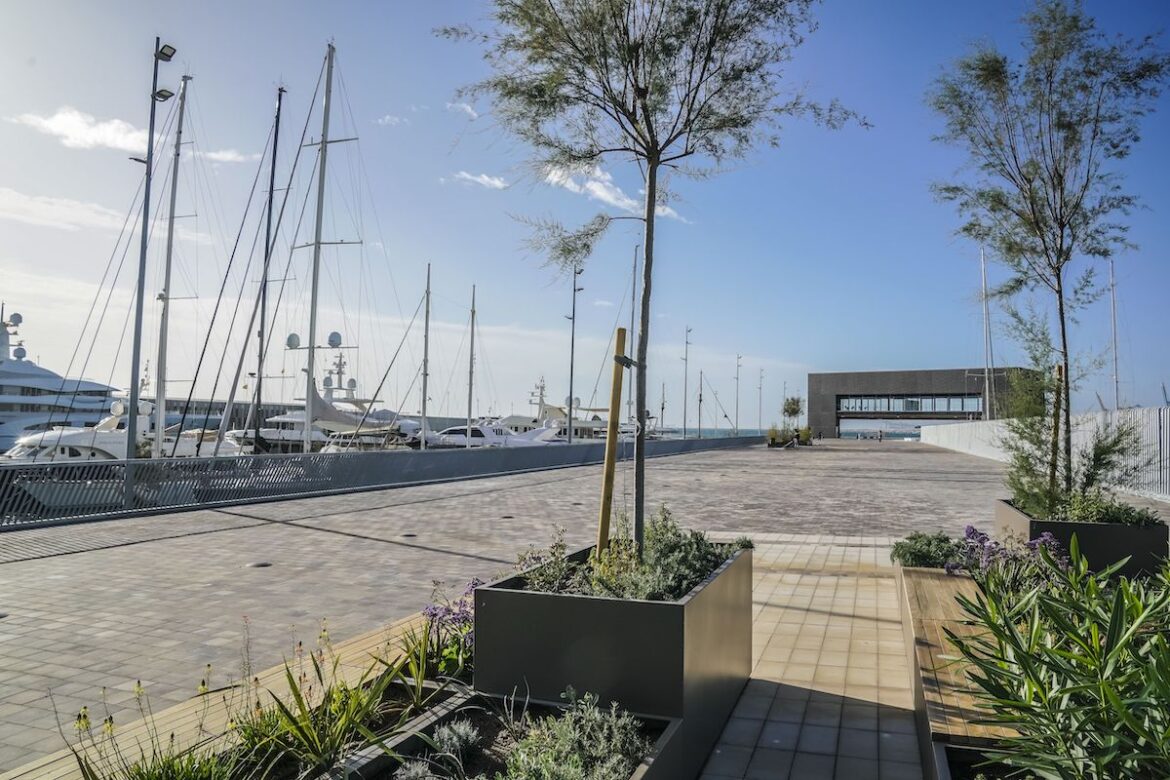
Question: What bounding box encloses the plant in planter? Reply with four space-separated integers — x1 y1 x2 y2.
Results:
890 531 963 569
474 508 752 779
391 690 653 780
947 541 1170 777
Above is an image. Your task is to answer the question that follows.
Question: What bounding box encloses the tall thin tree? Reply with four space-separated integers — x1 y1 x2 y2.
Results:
443 0 859 550
931 0 1168 497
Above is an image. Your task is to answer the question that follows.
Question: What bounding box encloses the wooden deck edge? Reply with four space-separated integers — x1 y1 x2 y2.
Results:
0 611 428 780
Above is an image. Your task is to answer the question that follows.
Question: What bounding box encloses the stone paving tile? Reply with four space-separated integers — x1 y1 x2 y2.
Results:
0 441 1014 771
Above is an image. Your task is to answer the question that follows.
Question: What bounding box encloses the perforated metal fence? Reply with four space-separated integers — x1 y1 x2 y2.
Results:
0 436 760 530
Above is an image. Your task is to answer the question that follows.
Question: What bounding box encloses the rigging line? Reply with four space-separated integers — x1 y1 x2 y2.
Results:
703 373 732 426
46 166 146 433
172 123 271 454
239 59 327 406
47 99 179 434
340 292 425 452
587 264 635 409
334 67 414 371
440 313 470 419
474 315 499 415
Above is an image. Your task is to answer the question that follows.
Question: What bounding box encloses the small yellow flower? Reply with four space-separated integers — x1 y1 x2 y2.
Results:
74 706 91 732
197 678 208 695
133 680 145 700
102 716 114 736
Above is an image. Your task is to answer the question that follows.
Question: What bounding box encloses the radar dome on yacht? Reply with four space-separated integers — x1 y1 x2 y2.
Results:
111 400 126 416
323 376 333 388
327 331 342 348
347 378 357 390
8 313 22 326
138 400 153 415
12 346 26 360
286 333 301 350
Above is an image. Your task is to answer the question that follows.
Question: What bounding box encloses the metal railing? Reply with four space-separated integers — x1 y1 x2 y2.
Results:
920 406 1170 503
0 435 760 530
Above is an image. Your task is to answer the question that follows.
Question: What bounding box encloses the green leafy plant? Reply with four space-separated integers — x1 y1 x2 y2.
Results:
890 532 962 569
500 690 649 780
256 649 410 776
1059 490 1163 527
947 539 1170 777
519 508 751 601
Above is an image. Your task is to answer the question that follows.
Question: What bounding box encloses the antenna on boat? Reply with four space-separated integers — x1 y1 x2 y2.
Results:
152 74 191 458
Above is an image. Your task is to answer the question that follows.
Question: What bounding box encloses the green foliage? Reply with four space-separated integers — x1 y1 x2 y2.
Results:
931 0 1170 499
500 691 649 780
782 396 803 421
890 532 962 569
948 540 1170 777
519 508 750 601
121 751 239 780
249 650 410 775
766 423 781 443
798 426 811 445
1058 491 1163 527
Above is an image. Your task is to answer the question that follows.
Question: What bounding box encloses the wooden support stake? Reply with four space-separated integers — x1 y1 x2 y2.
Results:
597 327 627 552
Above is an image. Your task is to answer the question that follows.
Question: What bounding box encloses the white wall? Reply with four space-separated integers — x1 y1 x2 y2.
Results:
921 407 1170 503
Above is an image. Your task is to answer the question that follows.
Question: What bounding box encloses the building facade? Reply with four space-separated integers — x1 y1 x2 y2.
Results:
807 368 1029 439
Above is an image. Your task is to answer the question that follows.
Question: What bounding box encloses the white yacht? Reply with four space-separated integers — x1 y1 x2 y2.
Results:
418 419 553 449
0 308 119 453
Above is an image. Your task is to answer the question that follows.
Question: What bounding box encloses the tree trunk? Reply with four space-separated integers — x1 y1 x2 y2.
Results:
1055 274 1073 494
634 157 658 556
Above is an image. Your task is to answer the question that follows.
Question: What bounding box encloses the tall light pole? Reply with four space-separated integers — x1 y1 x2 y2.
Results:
734 354 742 434
681 326 692 438
126 38 175 504
758 368 763 434
566 264 583 443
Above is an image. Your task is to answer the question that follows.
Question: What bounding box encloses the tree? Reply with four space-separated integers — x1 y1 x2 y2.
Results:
931 0 1169 497
782 395 803 423
443 0 859 551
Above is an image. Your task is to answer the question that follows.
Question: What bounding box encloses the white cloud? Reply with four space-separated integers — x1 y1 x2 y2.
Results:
545 166 685 221
374 114 407 127
9 106 149 153
197 149 261 163
593 299 615 308
452 171 508 190
0 187 125 231
446 102 479 120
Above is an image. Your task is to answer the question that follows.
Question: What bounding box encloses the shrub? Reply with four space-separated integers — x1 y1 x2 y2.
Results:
501 691 649 780
421 580 481 677
518 507 751 601
948 541 1170 777
1057 490 1163 527
890 532 961 569
798 426 811 445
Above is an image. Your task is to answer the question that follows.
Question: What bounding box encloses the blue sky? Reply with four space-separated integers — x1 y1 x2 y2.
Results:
1 0 1167 426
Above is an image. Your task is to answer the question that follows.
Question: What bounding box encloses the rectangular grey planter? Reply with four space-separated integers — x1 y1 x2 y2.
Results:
474 545 752 780
995 499 1168 578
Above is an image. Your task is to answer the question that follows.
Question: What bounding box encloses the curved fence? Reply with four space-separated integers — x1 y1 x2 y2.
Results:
0 435 760 530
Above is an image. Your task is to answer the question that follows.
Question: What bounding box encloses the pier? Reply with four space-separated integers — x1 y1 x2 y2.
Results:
0 440 1021 777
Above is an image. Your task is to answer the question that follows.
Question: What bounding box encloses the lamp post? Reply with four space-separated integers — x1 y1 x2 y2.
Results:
565 264 583 443
734 354 742 435
125 37 175 507
681 326 692 439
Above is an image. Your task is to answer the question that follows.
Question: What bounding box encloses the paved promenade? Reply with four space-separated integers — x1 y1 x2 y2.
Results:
0 440 1006 772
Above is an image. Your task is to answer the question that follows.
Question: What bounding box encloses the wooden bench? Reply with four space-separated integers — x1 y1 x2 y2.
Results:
0 612 426 780
895 567 1013 780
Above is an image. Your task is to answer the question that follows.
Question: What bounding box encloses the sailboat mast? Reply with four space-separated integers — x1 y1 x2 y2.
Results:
304 43 336 453
466 285 476 449
152 74 191 458
697 370 703 440
980 247 995 420
1109 258 1120 410
421 263 431 450
255 86 285 449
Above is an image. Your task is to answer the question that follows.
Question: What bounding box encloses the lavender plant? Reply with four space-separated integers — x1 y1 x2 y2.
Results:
421 580 481 678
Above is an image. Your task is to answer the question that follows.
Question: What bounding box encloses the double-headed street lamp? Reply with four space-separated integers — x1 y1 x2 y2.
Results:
125 37 176 504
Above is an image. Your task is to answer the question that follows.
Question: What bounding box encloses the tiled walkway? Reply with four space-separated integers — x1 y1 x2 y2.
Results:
704 534 920 779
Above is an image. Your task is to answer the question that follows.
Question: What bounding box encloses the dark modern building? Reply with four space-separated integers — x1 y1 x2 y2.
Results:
807 368 1029 439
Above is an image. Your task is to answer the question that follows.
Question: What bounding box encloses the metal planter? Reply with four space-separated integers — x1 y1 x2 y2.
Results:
994 499 1168 577
474 546 752 780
